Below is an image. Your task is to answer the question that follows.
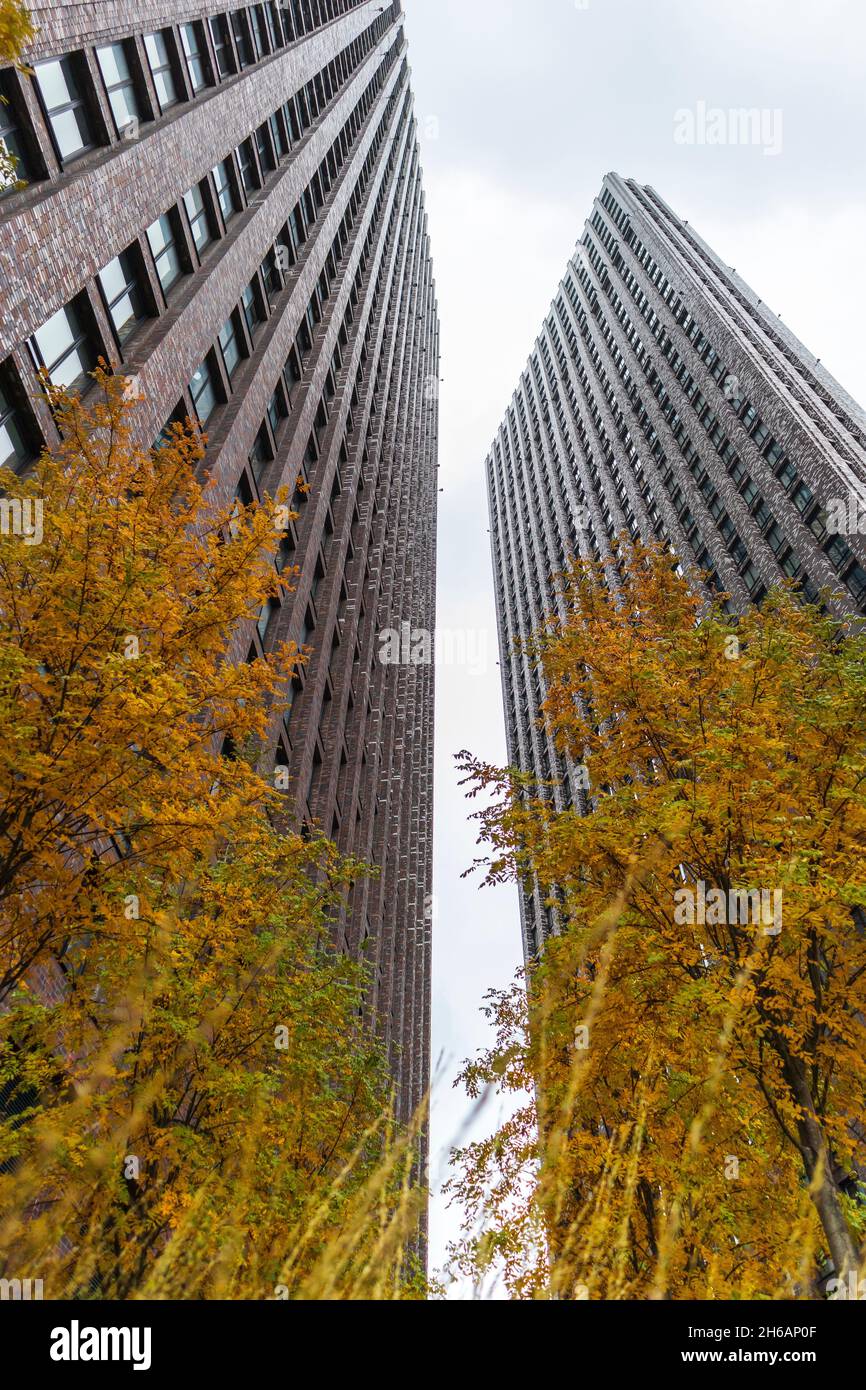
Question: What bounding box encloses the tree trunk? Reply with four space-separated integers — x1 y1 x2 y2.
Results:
783 1052 861 1279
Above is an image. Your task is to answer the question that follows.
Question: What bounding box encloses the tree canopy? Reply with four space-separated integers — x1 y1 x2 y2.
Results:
450 544 866 1299
0 374 425 1299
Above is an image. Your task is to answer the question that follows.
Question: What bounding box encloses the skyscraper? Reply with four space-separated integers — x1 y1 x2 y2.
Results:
486 172 866 961
0 1 438 1128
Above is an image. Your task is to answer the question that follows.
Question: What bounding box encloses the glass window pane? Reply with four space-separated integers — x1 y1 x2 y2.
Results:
109 86 138 131
147 212 184 293
97 44 141 134
34 59 73 112
213 159 236 220
219 318 240 379
232 13 253 67
210 16 234 77
33 305 76 370
144 31 178 110
96 43 129 90
183 184 211 252
51 107 91 160
98 255 127 302
181 24 207 91
190 360 217 421
31 300 96 391
99 250 145 341
153 70 176 110
0 377 31 471
146 214 170 257
0 94 29 191
35 55 94 162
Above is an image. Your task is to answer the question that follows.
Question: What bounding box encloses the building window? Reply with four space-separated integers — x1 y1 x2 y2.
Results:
231 11 254 68
269 110 290 161
237 137 259 195
180 23 208 93
847 564 866 605
183 182 213 255
218 313 242 382
96 42 141 136
0 366 36 473
257 597 278 643
249 424 271 483
265 3 283 48
242 280 264 338
189 356 219 423
154 400 187 448
255 122 275 176
267 385 286 435
212 158 238 223
285 98 301 144
146 210 184 294
261 248 282 307
249 5 267 58
0 75 34 191
29 296 99 392
33 55 95 164
98 248 148 343
275 533 295 576
209 15 236 78
144 31 178 112
284 345 302 397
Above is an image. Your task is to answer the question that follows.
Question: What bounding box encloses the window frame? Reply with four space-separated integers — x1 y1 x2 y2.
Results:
97 245 149 345
32 53 96 166
146 208 186 297
231 11 255 69
143 30 180 114
182 180 214 257
209 14 236 78
96 40 142 137
189 352 221 424
212 156 239 224
0 364 38 474
218 311 244 383
0 71 37 191
180 21 210 94
29 295 100 394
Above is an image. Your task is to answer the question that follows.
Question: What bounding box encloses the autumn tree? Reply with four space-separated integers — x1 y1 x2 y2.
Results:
450 543 866 1299
0 0 32 64
0 371 292 1002
0 374 425 1299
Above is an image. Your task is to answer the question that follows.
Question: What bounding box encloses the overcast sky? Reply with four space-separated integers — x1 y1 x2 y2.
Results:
399 0 866 1295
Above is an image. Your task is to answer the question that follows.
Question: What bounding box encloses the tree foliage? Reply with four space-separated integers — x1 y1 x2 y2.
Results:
0 375 426 1299
0 0 32 65
450 543 866 1299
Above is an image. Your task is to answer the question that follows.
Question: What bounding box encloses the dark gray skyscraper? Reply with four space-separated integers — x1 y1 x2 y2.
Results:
486 172 866 961
0 1 438 1134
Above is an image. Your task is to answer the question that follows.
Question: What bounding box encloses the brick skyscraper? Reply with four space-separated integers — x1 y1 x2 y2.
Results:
486 172 866 961
0 1 438 1128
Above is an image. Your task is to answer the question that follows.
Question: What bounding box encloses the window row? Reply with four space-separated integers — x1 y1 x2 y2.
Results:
0 0 392 192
